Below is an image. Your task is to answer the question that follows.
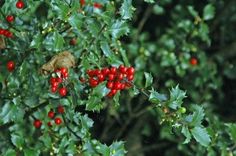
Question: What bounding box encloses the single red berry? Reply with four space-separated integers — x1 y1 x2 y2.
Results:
110 67 117 74
57 105 65 114
108 74 115 81
16 1 24 9
127 67 135 75
127 74 134 81
51 86 57 93
114 82 122 90
94 2 102 9
119 65 127 73
107 89 117 97
120 83 126 90
97 74 105 82
89 78 98 87
87 69 94 77
117 73 124 81
101 68 110 76
7 61 15 72
48 110 55 119
94 69 101 75
59 87 67 96
54 117 62 125
60 67 68 75
47 122 52 127
33 119 42 128
50 77 57 84
80 0 85 6
106 81 114 89
0 29 5 35
190 57 198 66
69 38 77 46
51 81 59 88
6 15 14 22
56 77 63 83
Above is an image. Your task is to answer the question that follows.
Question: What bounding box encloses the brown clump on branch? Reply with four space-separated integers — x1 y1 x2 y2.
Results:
0 36 6 49
40 51 76 75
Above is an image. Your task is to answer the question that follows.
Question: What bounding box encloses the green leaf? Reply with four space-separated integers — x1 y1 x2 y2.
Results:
181 126 191 144
24 149 40 156
203 4 215 21
109 141 126 156
149 88 167 104
191 126 211 147
144 72 153 88
109 20 130 39
187 6 199 17
68 13 83 31
11 133 24 148
168 85 186 109
225 123 236 142
120 0 135 20
153 5 164 15
5 149 16 156
144 0 155 3
190 105 205 126
100 41 113 57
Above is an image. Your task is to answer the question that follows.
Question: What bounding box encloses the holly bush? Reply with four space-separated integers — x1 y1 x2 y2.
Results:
0 0 236 155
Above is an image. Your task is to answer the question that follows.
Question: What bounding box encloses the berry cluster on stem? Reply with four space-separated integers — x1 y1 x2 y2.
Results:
87 65 135 97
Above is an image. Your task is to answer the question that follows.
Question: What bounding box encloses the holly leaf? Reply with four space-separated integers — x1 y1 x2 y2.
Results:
191 126 211 147
181 126 191 144
144 72 153 88
149 88 167 104
109 20 130 39
203 4 215 21
225 123 236 142
168 85 186 109
190 105 205 127
120 0 135 20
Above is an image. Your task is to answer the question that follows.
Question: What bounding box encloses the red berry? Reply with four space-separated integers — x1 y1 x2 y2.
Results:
69 38 77 46
94 2 102 9
0 29 5 35
33 119 42 128
47 122 52 127
89 78 98 87
117 73 124 80
51 86 57 93
6 15 14 22
101 68 110 76
51 81 59 88
120 83 126 90
59 87 67 96
119 65 127 73
110 67 117 74
54 117 62 125
16 1 24 9
127 74 134 81
106 81 114 89
50 77 57 84
57 105 65 114
127 67 135 75
7 61 15 72
94 69 101 75
108 74 115 81
60 67 68 75
80 0 85 6
97 74 105 82
190 57 198 66
87 70 94 77
114 82 122 90
56 77 63 83
48 110 55 119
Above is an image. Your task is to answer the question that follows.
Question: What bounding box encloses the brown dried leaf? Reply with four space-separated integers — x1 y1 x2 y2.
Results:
0 36 6 49
40 51 76 75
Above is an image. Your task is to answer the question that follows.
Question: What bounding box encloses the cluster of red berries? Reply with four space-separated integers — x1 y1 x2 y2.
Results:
0 28 13 38
33 105 64 128
79 0 102 9
49 68 69 97
87 65 135 97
